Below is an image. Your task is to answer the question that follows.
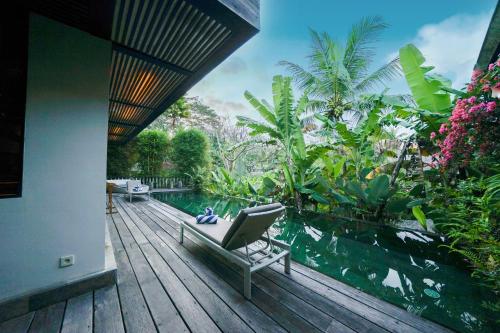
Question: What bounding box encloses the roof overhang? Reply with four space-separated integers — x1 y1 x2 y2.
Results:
22 0 260 143
476 2 499 70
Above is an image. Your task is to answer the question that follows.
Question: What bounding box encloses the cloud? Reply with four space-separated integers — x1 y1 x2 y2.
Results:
198 96 253 120
390 12 491 89
219 56 248 74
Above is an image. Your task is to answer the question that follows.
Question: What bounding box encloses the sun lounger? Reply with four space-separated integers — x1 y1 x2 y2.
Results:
126 180 150 202
179 203 291 299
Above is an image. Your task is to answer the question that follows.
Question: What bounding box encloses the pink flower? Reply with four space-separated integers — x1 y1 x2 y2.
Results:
469 105 481 113
467 84 475 92
468 96 477 104
430 132 436 140
495 82 500 89
439 123 448 134
486 101 496 112
482 84 491 92
472 69 483 80
488 63 496 71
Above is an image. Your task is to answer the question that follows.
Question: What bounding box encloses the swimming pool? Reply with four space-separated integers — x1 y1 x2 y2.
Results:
152 191 497 332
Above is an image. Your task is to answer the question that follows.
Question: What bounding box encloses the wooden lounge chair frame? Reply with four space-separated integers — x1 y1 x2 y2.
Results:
179 205 291 299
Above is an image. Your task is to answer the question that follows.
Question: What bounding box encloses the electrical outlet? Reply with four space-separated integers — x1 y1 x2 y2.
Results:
59 255 75 268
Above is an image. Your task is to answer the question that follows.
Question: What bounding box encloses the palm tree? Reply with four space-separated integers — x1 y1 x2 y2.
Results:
279 16 401 122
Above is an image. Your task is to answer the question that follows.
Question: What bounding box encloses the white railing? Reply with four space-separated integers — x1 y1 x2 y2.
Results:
108 176 190 189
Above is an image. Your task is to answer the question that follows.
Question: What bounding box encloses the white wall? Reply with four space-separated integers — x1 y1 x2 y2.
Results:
0 14 111 301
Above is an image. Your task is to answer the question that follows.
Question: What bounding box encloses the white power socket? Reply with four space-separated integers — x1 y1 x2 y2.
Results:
59 255 75 268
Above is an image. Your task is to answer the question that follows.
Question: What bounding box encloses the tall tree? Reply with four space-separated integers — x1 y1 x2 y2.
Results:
181 97 221 133
136 130 169 176
148 96 190 132
170 129 210 176
279 16 401 121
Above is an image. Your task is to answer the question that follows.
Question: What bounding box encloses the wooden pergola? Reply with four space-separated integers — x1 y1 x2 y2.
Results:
22 0 260 143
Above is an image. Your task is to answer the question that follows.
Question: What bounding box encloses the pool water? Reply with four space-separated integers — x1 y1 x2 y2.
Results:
152 191 498 332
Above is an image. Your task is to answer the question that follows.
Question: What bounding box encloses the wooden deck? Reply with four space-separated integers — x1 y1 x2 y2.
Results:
0 196 453 333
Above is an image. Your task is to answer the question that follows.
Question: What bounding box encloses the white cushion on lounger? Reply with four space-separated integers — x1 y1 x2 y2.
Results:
107 179 128 187
184 217 232 245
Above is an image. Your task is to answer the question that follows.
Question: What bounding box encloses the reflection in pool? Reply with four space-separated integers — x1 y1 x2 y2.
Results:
152 191 497 333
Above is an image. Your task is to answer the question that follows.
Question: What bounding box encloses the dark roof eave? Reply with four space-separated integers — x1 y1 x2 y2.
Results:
476 2 500 69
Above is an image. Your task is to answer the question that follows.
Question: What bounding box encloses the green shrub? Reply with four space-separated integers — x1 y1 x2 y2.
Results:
170 129 210 178
136 130 169 176
106 140 138 178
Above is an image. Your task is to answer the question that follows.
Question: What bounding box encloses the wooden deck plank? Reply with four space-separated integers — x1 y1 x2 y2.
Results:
0 312 34 333
111 213 190 333
106 215 158 333
115 202 224 333
131 199 324 333
28 301 65 333
61 292 93 333
257 264 388 333
116 199 255 333
93 285 125 333
126 200 288 333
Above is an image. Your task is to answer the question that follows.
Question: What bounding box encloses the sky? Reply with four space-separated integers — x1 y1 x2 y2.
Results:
187 0 498 121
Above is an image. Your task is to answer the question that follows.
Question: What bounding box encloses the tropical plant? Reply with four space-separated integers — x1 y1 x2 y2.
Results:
279 16 401 121
429 171 500 310
237 75 330 209
136 130 169 176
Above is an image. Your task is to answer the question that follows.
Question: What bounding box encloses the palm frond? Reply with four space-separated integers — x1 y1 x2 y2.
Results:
300 114 318 132
344 16 388 81
354 57 402 93
279 60 318 93
306 99 327 113
309 30 351 96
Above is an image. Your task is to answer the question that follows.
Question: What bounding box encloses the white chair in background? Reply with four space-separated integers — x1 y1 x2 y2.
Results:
126 180 150 202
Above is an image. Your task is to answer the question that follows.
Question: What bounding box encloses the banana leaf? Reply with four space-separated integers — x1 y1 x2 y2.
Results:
282 163 295 195
330 189 355 205
243 91 277 125
344 181 367 203
385 197 412 213
412 205 427 229
248 182 257 195
366 174 390 205
399 44 451 113
311 192 330 205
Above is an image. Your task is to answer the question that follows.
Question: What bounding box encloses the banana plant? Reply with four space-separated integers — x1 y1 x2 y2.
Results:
238 75 329 209
209 166 255 199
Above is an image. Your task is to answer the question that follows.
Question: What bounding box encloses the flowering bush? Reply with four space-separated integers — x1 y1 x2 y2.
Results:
431 58 500 169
